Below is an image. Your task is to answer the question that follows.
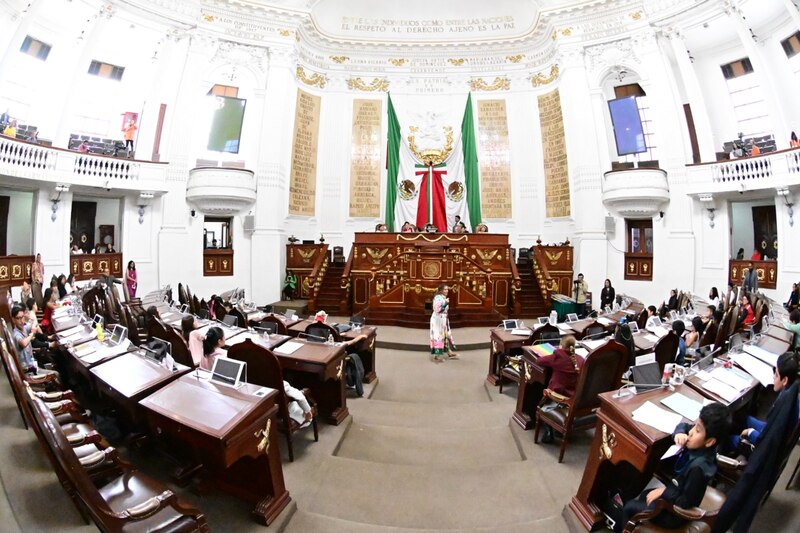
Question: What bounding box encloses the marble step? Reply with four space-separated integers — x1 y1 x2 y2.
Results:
299 456 561 530
335 422 523 466
283 509 569 533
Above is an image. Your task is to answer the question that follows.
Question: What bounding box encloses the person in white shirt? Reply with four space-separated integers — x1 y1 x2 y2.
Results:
284 381 313 427
708 287 720 310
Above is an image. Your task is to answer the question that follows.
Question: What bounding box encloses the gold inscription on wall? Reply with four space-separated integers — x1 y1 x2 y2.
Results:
476 99 512 218
538 89 571 218
349 99 382 217
289 90 321 216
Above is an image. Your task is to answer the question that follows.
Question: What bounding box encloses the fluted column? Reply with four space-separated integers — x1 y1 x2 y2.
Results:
665 28 716 162
725 1 790 147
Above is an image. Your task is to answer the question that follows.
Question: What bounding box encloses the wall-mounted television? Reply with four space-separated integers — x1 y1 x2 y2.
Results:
608 96 647 156
207 96 246 153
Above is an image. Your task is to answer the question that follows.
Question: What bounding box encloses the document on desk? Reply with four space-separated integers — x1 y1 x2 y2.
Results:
597 317 615 326
580 339 606 351
660 392 703 422
557 323 574 333
510 328 531 336
701 378 739 403
632 401 683 434
729 352 774 387
274 341 303 355
709 367 751 391
661 444 683 460
57 325 84 339
643 334 660 343
575 347 589 360
743 344 779 368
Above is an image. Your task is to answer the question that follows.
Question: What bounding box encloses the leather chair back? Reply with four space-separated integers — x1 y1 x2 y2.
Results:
571 339 627 414
306 322 339 342
653 331 679 373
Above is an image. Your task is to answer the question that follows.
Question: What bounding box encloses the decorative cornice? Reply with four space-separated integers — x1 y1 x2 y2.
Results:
469 76 510 91
296 66 327 88
346 77 389 92
388 58 407 67
447 58 467 66
506 54 525 63
531 65 559 87
330 55 349 64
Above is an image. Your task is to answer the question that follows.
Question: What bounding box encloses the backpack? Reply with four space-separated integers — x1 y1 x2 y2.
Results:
344 353 364 397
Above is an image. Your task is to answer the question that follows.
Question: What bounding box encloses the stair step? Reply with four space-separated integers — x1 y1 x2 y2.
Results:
302 457 559 530
284 509 568 533
335 422 522 466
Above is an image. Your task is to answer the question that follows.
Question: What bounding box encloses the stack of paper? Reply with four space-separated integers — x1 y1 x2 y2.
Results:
557 323 574 333
597 317 615 326
510 328 531 336
729 352 774 387
701 378 739 403
57 325 84 339
580 339 606 351
275 341 303 355
632 401 683 434
743 344 780 368
660 393 703 421
709 367 751 391
643 334 660 343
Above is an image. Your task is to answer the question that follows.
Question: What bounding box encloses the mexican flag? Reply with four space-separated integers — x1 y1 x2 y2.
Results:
384 93 482 232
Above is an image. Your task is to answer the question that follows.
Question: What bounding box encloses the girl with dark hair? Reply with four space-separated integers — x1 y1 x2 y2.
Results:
187 326 226 370
537 335 584 443
64 273 76 294
56 274 67 299
708 287 720 309
600 279 615 311
40 288 57 334
785 282 799 312
125 261 138 298
684 317 706 359
614 322 636 368
181 315 197 343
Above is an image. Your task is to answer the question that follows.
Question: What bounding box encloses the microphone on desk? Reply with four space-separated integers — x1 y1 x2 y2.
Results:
582 330 612 341
297 332 327 343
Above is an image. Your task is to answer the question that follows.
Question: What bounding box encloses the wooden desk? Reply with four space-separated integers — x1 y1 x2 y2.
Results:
632 331 659 354
685 364 759 414
568 386 706 530
195 323 247 341
487 327 535 386
90 351 190 427
509 344 555 429
52 312 82 333
159 308 185 328
139 374 290 525
288 319 379 384
225 332 290 350
274 338 349 425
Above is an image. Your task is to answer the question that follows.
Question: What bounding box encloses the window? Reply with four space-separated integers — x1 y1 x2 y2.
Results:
203 217 232 249
88 60 125 81
626 219 653 255
721 58 770 138
782 31 800 58
209 84 239 98
19 36 51 61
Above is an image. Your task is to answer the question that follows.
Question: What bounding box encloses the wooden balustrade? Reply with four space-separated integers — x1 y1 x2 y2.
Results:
0 255 34 288
624 253 653 281
203 248 234 276
70 253 123 281
729 259 778 290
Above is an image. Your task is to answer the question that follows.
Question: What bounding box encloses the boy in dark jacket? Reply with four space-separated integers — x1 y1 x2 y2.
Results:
615 402 731 532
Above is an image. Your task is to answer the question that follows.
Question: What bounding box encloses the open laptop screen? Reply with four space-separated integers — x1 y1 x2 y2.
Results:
284 309 296 320
92 314 104 328
110 324 127 345
210 357 245 387
222 314 238 327
503 319 519 330
632 362 662 392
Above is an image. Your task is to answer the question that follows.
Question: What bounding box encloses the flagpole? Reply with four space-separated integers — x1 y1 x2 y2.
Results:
427 162 433 225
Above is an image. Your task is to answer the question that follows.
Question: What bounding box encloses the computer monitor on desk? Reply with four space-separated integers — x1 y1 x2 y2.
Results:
222 314 238 328
503 319 520 330
284 309 296 320
210 357 246 389
109 324 127 345
566 313 579 323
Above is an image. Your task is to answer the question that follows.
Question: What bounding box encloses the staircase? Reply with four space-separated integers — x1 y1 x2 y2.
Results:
516 259 550 317
313 263 348 315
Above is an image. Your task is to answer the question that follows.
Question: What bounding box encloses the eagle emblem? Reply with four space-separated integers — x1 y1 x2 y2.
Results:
545 250 563 265
475 249 498 265
366 247 389 264
298 248 317 264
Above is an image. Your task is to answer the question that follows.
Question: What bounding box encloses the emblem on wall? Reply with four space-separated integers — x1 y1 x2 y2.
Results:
398 179 418 201
446 182 464 202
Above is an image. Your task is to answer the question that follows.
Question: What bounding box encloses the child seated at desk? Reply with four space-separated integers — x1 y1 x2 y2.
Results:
537 335 584 443
613 402 731 532
726 352 799 454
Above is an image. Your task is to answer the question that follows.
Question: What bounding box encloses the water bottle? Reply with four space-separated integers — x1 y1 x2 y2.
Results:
549 310 557 325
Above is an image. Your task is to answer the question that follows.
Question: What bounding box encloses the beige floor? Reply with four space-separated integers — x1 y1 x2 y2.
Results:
1 328 799 532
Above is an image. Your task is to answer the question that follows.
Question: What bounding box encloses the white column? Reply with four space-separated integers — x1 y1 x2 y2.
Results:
665 29 716 162
725 2 791 147
250 47 296 303
52 9 114 146
782 0 800 29
0 0 44 83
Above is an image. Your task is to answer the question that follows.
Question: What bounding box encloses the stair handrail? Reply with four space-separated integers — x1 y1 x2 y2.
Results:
531 245 556 303
509 253 522 316
304 244 329 311
340 246 354 313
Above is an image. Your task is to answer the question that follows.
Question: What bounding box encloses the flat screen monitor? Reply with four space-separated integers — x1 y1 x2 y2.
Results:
222 314 238 328
109 324 127 345
628 322 640 334
608 96 647 156
649 316 662 328
566 313 579 323
145 337 171 362
180 304 190 314
284 309 296 320
503 319 520 330
632 362 662 392
210 357 246 388
207 96 246 153
537 317 549 325
92 314 104 328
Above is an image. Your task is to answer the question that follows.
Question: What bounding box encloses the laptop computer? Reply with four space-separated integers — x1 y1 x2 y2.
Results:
628 323 640 333
503 319 520 330
537 317 549 325
566 313 579 323
335 323 352 334
180 304 190 314
92 314 104 328
648 316 663 328
350 315 365 326
210 357 246 388
631 362 663 392
284 309 296 320
222 314 238 328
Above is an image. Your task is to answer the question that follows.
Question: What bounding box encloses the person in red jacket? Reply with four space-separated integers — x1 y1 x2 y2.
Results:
538 335 584 443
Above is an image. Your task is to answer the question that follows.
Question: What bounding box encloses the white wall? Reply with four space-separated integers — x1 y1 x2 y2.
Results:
92 197 121 247
730 199 774 259
3 190 34 255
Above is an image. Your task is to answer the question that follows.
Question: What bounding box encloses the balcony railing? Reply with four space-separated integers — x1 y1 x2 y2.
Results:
0 134 168 190
686 147 800 195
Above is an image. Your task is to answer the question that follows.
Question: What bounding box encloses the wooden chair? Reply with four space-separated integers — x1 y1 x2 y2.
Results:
28 394 209 532
191 295 201 315
160 326 196 369
332 246 345 264
622 485 725 533
699 321 717 348
534 339 628 462
306 322 340 343
147 316 170 343
576 320 605 340
122 305 143 347
636 309 648 331
228 308 246 329
228 339 318 462
261 315 287 335
498 324 560 393
653 331 679 374
177 283 187 306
